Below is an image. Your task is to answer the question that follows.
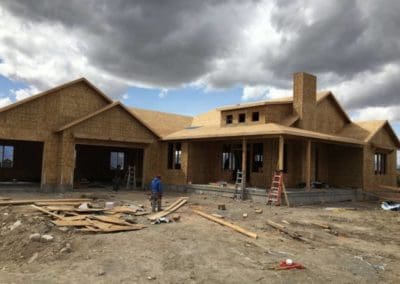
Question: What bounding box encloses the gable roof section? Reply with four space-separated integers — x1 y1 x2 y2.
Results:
0 78 113 114
316 91 351 123
338 120 400 148
56 102 160 138
217 96 293 111
130 108 193 137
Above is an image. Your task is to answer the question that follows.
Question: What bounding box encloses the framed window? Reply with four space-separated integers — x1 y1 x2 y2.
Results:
226 115 233 124
252 112 259 122
0 145 14 168
252 143 263 172
222 144 235 170
168 142 182 170
238 113 246 123
374 153 386 175
110 151 125 170
174 143 182 169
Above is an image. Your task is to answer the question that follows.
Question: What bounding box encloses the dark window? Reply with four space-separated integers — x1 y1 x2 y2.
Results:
222 144 235 170
110 151 124 170
252 143 263 172
283 143 288 173
167 143 174 169
374 153 386 175
168 143 182 170
0 145 14 168
174 143 182 169
252 112 259 122
238 113 246 123
226 115 233 124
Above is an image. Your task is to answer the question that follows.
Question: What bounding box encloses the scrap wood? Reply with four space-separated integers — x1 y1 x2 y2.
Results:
0 196 11 200
84 220 146 233
35 201 87 206
45 206 105 213
148 197 188 221
193 209 258 239
134 211 151 216
266 220 310 243
379 185 400 192
325 207 357 212
51 219 92 227
62 215 91 221
90 215 132 226
0 198 92 206
107 206 138 214
30 205 65 220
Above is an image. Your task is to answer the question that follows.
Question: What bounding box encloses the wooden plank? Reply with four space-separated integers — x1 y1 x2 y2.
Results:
62 215 91 221
45 206 105 213
35 201 87 206
193 209 258 239
90 215 132 226
0 198 92 206
266 219 310 243
278 136 284 171
0 196 11 200
148 197 188 221
282 183 290 207
87 219 146 232
108 206 138 214
51 220 92 227
379 185 400 192
30 205 65 220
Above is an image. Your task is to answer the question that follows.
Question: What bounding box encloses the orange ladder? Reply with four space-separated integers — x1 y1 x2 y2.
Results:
267 171 283 205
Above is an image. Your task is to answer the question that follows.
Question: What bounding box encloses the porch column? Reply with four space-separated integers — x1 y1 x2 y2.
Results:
306 139 312 191
278 136 284 171
241 138 247 189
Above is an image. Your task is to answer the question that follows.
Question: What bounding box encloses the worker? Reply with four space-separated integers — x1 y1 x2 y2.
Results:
112 165 122 192
150 175 163 212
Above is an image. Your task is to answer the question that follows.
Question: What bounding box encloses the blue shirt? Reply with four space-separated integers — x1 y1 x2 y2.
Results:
150 178 163 194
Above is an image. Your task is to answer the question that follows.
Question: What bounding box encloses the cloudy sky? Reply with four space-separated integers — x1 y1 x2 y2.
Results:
0 1 399 156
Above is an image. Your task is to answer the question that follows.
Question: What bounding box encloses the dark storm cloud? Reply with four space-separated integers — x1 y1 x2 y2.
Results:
1 0 400 113
1 0 255 87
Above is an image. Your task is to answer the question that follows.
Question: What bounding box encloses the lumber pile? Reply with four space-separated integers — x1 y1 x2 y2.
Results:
193 209 258 239
30 201 148 233
0 198 92 206
148 197 188 221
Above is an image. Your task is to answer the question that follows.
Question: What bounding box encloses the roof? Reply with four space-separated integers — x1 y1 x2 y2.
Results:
217 96 293 111
191 109 221 127
0 78 113 114
56 102 160 138
130 108 193 137
338 120 400 148
163 122 365 146
316 91 351 123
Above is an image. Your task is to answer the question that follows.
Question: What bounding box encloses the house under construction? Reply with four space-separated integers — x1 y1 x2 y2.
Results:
0 72 398 193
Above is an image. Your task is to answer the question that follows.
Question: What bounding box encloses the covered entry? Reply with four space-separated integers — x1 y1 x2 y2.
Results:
0 139 43 183
74 144 144 187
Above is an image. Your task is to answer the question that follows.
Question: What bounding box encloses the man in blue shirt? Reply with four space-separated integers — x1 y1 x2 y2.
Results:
150 175 163 212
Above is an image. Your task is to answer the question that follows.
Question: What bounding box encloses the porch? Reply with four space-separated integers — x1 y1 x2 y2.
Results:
185 135 364 194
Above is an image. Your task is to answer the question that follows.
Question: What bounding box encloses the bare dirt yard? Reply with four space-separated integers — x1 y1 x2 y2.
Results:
0 189 399 283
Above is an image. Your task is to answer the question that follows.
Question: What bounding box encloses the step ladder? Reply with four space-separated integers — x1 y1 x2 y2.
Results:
234 170 244 200
125 165 136 189
267 171 285 206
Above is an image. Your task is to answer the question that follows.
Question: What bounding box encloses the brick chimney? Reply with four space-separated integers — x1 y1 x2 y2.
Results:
293 72 317 130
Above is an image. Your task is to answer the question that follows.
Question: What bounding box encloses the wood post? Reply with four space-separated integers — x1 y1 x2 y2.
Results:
306 140 312 191
241 138 247 190
278 136 284 171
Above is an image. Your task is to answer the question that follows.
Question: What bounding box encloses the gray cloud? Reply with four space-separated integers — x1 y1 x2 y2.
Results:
0 0 399 119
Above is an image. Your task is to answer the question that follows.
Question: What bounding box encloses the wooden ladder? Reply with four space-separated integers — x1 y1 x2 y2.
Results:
126 165 136 189
267 171 290 206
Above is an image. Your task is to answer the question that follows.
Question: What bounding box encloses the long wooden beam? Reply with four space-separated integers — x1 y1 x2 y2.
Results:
278 136 284 171
193 209 258 239
306 140 312 191
0 198 92 206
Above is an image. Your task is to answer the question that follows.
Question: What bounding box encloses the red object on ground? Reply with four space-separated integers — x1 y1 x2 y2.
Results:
278 261 305 270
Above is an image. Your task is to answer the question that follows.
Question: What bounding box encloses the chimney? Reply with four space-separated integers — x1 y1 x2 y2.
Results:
293 72 317 130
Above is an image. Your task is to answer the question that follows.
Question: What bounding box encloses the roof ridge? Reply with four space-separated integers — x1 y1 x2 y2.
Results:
130 107 193 118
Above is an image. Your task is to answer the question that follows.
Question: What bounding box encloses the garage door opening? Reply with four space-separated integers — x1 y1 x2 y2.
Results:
0 140 43 185
74 144 144 188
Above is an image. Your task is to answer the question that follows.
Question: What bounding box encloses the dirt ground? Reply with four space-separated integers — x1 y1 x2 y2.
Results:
0 189 399 284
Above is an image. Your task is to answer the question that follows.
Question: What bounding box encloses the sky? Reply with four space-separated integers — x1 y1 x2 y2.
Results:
0 0 399 164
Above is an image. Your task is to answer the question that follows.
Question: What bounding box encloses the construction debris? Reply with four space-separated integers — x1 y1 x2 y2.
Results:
211 213 224 219
266 220 310 243
218 204 226 210
148 197 188 221
254 209 263 214
193 209 258 239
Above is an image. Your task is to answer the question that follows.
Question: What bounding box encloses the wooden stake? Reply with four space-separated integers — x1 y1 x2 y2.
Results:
193 209 258 239
30 205 65 220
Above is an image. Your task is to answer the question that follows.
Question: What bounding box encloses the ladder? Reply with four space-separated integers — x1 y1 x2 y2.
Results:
126 165 136 189
267 171 285 206
234 170 244 199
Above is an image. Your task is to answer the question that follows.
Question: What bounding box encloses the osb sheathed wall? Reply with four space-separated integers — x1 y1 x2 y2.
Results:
315 97 348 135
0 81 111 189
220 104 292 126
156 142 189 185
363 126 397 190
